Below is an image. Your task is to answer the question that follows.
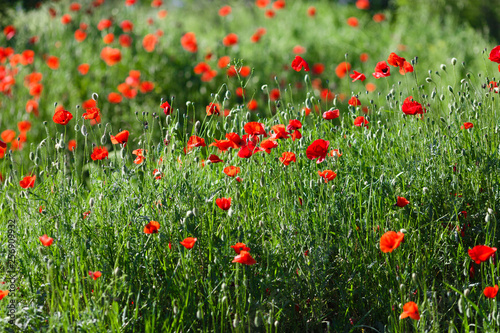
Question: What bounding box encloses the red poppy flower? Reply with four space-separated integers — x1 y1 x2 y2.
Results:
468 245 497 264
286 119 302 132
20 175 36 188
270 125 290 139
216 197 231 211
219 5 231 16
181 32 198 53
318 170 337 183
488 46 500 63
208 154 223 163
61 14 72 25
232 250 256 265
82 107 100 120
160 101 171 115
186 136 206 152
461 122 473 130
18 121 31 132
3 25 15 40
120 20 133 32
356 0 370 9
119 34 132 47
206 102 220 116
140 81 155 94
306 139 329 163
380 231 405 253
46 56 59 70
395 196 410 207
1 130 15 143
110 130 129 145
399 61 414 75
52 109 72 126
91 146 108 160
259 138 279 153
89 271 102 280
291 56 310 72
244 122 267 137
329 149 342 159
348 96 361 106
100 47 122 66
388 52 406 68
273 0 285 9
269 88 281 101
103 33 114 44
39 234 54 247
74 29 87 42
347 17 359 27
399 302 420 320
0 290 9 300
222 33 238 47
323 109 340 120
68 140 77 151
402 96 425 115
354 116 369 128
180 237 197 249
231 242 250 254
265 9 275 18
106 92 121 103
256 0 270 8
279 152 296 166
484 285 499 298
132 149 146 164
350 70 366 82
0 140 6 149
137 31 155 50
210 139 235 152
144 221 160 234
373 13 386 22
307 6 316 16
78 63 89 75
335 62 351 78
247 99 258 111
217 56 231 69
224 166 240 177
97 19 112 31
373 61 391 78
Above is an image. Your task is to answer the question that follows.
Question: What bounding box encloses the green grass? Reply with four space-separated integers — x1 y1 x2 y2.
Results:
0 0 500 332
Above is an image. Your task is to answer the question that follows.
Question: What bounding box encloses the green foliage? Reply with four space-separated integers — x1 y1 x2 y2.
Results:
0 0 500 332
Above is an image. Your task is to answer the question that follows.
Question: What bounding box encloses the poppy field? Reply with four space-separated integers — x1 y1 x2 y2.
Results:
1 0 500 331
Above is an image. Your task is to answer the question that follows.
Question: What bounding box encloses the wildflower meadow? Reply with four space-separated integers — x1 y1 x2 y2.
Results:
1 0 500 331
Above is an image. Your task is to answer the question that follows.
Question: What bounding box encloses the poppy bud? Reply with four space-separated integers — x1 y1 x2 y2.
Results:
261 85 268 93
448 85 454 93
29 152 35 161
194 121 201 133
305 98 312 109
304 74 310 84
225 90 231 99
186 210 193 218
260 176 265 187
488 208 493 214
485 213 490 222
451 58 457 65
254 312 262 327
89 198 94 207
74 124 80 131
274 321 279 328
196 308 203 320
425 77 432 83
81 125 88 136
233 314 239 328
440 64 447 71
192 208 198 216
34 157 39 165
100 134 107 145
92 93 99 101
464 288 470 297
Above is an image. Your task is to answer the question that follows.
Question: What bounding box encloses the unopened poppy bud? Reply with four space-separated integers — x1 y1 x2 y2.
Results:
29 152 35 161
399 284 405 291
261 84 268 93
192 207 198 216
450 57 457 65
464 288 470 297
233 314 239 328
196 308 203 320
274 320 279 328
74 124 80 131
440 64 447 71
225 90 231 99
174 122 180 130
485 213 490 222
92 93 99 101
425 77 432 83
448 85 454 93
458 297 464 313
81 125 88 136
488 208 493 214
466 308 471 318
100 134 107 145
304 74 310 84
194 120 201 132
254 312 262 327
305 98 312 109
89 198 94 207
186 210 193 218
260 176 265 187
259 220 264 228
